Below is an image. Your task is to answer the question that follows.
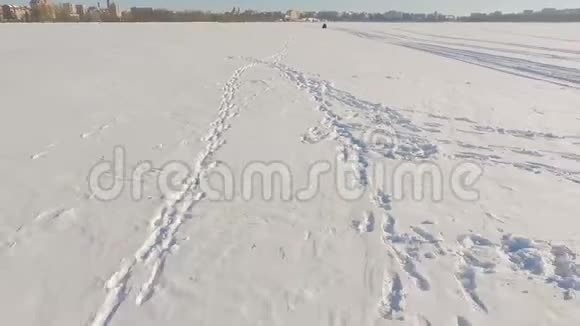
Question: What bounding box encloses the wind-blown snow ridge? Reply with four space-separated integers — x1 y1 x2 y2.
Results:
88 41 290 326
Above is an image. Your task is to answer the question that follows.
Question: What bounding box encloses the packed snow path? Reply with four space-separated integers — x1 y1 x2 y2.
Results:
0 23 579 326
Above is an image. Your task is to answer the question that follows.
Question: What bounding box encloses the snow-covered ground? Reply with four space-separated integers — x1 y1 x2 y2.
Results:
1 22 580 326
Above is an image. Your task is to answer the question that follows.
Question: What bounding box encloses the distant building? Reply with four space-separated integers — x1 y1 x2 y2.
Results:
53 2 79 21
30 0 50 12
1 5 9 20
542 8 557 13
2 5 30 21
108 2 121 20
86 6 102 21
523 10 534 15
75 4 86 17
285 9 301 21
30 0 48 6
61 3 76 15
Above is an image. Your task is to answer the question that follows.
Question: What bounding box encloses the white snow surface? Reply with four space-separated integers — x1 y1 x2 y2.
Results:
1 22 580 326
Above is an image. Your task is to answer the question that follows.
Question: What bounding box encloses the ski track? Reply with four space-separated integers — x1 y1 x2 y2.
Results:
244 55 439 188
393 27 580 56
88 41 290 326
401 42 580 88
382 93 580 184
238 35 580 323
379 30 580 62
246 48 445 319
337 28 580 88
255 31 580 186
85 28 580 325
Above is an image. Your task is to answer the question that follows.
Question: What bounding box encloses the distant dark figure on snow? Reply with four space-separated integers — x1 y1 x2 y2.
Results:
322 23 327 29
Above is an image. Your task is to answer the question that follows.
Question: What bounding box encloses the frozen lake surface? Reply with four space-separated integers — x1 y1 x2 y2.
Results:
1 22 580 326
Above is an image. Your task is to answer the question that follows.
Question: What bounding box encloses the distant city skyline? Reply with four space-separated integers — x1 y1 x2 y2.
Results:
4 0 580 16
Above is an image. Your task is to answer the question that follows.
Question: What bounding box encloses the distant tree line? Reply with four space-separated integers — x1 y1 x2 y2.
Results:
459 11 580 22
124 9 286 22
119 8 580 23
3 6 580 23
121 10 453 23
300 11 452 22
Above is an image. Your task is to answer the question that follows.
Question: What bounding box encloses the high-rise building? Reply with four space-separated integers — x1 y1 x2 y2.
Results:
30 0 50 7
108 2 120 19
5 5 30 21
61 3 76 15
75 4 86 17
285 10 301 21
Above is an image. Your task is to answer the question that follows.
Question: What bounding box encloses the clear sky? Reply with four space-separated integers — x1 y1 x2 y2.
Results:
9 0 580 16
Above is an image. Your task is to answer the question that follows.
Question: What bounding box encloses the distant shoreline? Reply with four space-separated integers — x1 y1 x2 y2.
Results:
2 5 580 23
